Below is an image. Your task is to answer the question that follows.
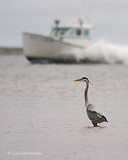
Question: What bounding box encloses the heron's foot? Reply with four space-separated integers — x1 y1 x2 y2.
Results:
93 125 105 128
94 125 101 128
92 122 98 127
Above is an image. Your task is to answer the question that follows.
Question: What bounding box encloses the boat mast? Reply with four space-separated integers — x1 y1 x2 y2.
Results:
54 20 60 36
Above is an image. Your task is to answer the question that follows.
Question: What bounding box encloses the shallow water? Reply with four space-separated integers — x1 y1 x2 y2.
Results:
0 54 128 160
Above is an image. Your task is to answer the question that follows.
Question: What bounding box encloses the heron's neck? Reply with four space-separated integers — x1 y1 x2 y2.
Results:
84 82 89 107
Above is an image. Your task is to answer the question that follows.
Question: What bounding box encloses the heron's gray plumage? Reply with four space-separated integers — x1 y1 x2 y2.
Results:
87 104 108 123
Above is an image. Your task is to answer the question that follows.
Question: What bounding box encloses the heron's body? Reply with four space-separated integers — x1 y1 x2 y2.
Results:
75 77 108 127
86 104 108 127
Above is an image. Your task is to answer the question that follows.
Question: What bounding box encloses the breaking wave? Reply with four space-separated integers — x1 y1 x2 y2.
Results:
74 40 128 64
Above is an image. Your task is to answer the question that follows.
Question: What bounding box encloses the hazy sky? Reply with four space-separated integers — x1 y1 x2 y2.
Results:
0 0 128 46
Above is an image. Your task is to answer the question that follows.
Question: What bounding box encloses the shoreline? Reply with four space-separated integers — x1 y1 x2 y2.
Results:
0 47 23 54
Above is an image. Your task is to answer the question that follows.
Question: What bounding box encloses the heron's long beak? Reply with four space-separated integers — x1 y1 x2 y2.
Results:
74 79 83 82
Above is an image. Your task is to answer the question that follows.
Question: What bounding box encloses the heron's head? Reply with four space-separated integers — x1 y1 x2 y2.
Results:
74 77 90 83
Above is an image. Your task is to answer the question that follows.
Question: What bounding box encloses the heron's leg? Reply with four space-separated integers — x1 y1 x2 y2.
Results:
92 122 98 127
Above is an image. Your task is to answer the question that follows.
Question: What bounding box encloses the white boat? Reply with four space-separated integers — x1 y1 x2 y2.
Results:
22 19 92 63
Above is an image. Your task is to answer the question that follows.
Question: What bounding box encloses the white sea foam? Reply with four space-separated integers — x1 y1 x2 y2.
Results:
73 40 128 64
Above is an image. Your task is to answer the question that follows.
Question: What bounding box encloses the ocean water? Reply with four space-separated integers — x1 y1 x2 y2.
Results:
0 54 128 160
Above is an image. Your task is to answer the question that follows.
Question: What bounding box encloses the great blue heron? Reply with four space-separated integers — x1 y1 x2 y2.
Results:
74 77 108 127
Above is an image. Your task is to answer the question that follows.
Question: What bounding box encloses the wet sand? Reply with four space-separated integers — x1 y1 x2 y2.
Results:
0 55 128 160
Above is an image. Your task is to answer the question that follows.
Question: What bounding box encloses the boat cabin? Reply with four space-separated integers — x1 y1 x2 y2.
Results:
51 27 90 37
50 19 91 38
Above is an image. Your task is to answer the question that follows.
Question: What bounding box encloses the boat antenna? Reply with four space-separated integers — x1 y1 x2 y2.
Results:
54 20 60 36
78 18 83 27
54 20 60 28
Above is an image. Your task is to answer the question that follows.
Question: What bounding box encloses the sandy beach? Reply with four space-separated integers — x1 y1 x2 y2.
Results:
0 54 128 160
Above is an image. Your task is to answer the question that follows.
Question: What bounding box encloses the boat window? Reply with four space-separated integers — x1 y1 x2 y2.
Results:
84 30 89 36
69 29 74 36
60 28 69 35
64 29 74 36
76 29 81 36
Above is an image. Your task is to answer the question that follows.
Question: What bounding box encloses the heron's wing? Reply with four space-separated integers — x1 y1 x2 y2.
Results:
87 104 103 114
87 105 108 123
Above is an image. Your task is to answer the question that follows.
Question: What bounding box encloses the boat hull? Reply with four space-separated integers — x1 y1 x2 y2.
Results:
22 33 85 61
